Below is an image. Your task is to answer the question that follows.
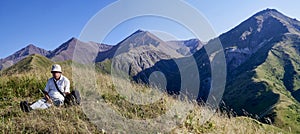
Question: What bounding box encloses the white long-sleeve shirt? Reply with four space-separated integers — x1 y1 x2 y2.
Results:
44 75 70 101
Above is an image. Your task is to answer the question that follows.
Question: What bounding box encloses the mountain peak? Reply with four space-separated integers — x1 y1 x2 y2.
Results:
220 8 299 47
70 37 78 40
65 37 79 44
133 29 146 34
252 8 300 24
216 8 300 71
47 37 80 61
114 29 156 47
253 8 287 19
119 29 165 47
22 44 40 52
51 37 80 51
129 29 154 37
25 44 36 48
256 8 280 15
252 8 300 34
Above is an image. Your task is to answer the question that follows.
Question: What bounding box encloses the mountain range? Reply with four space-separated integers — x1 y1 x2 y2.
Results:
2 8 300 133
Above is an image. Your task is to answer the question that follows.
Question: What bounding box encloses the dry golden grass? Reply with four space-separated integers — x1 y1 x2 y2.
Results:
0 65 287 133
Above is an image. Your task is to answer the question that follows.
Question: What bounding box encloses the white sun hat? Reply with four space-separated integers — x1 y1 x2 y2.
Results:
51 64 62 73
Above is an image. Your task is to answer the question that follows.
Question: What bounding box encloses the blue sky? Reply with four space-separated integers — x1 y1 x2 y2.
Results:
1 0 300 58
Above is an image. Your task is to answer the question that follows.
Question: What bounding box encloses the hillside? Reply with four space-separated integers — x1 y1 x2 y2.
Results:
0 44 50 70
1 54 53 76
0 54 284 133
215 9 300 133
224 33 300 132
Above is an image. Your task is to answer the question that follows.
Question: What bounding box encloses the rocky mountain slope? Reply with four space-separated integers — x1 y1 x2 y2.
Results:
220 8 300 72
96 29 190 76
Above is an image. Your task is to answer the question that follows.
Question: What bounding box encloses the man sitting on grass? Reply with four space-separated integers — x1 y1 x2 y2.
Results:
20 64 70 112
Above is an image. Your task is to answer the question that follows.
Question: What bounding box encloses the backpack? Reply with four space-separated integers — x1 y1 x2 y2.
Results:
64 90 81 106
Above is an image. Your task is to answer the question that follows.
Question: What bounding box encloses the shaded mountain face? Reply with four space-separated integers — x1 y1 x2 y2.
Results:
223 33 300 132
134 48 212 101
0 44 50 70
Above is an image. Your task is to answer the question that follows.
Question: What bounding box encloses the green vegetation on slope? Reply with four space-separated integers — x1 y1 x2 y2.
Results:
224 34 300 133
257 35 300 133
1 54 53 76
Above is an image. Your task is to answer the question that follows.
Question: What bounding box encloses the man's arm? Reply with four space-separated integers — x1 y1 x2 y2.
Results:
64 77 71 94
44 92 52 103
44 79 52 103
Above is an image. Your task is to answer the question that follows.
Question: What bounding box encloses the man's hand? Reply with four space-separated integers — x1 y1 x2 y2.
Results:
45 93 52 104
65 92 70 95
47 98 53 104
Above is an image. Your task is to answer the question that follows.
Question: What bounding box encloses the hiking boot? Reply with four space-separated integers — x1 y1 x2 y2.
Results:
20 101 32 112
20 101 25 112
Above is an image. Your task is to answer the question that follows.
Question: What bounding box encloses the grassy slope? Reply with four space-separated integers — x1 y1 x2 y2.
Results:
256 35 300 133
224 34 300 133
0 54 285 133
1 54 53 76
0 55 100 133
